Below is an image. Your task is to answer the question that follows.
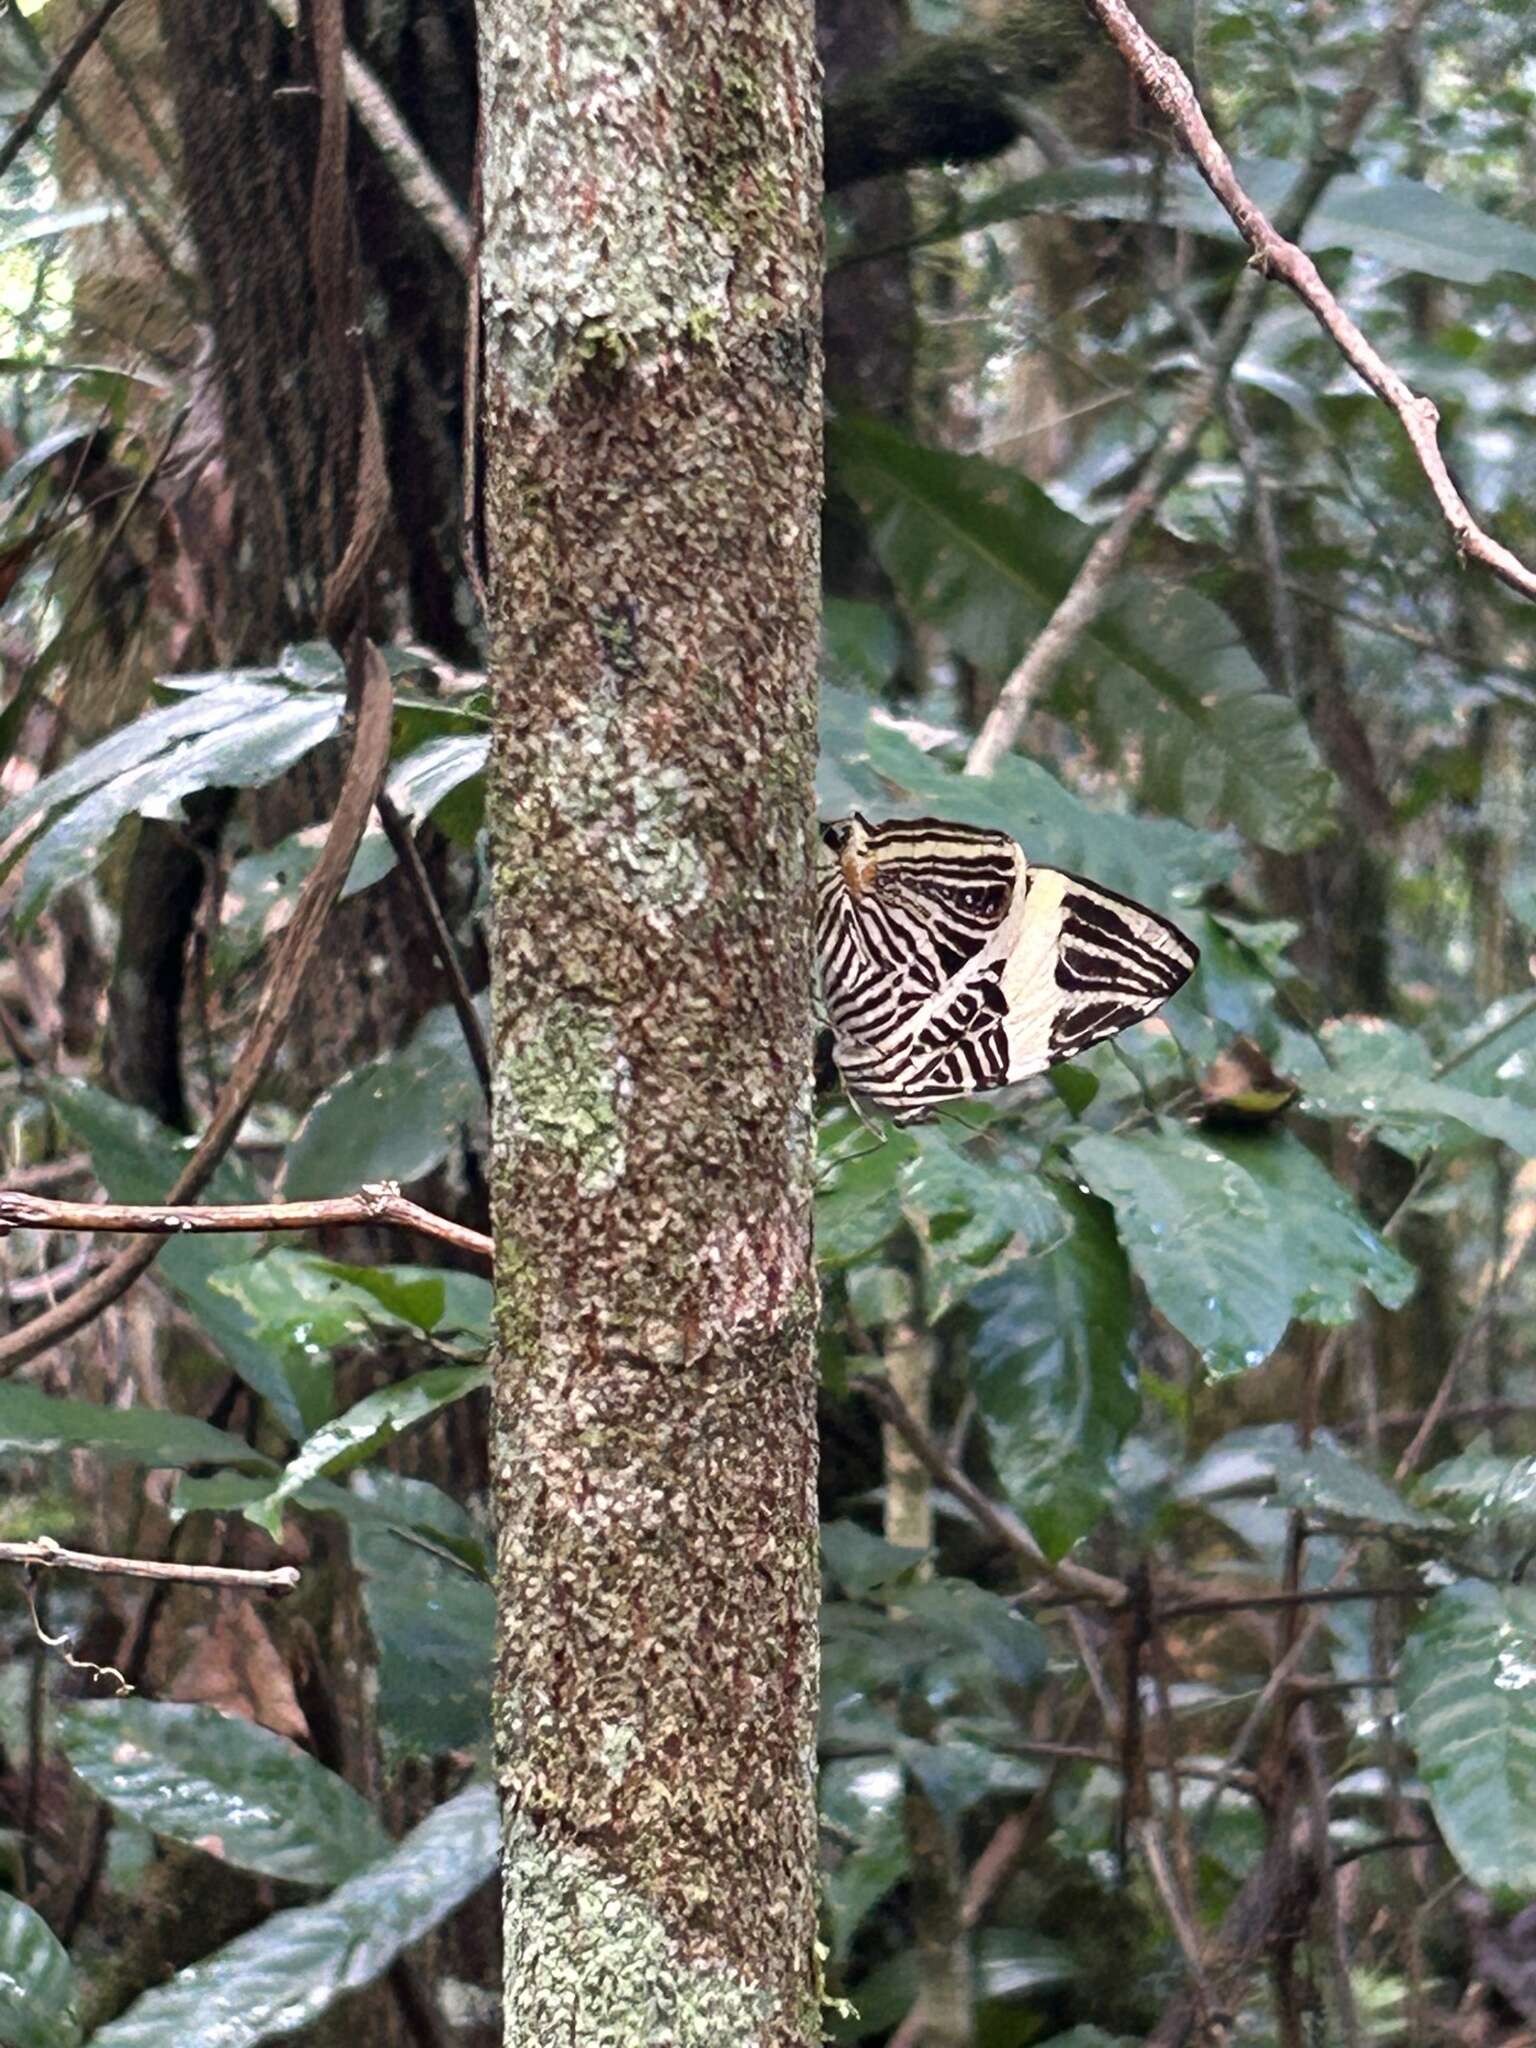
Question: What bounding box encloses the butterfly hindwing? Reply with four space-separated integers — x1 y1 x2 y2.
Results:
816 814 1198 1121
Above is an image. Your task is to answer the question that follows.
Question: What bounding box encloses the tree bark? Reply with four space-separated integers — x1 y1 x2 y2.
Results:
477 3 823 2043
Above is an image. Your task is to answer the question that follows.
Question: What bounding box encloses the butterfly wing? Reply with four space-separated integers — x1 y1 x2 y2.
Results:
1000 865 1200 1081
816 815 1199 1122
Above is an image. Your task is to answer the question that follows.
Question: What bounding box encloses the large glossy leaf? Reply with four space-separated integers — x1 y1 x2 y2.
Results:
11 694 344 928
240 1367 489 1539
968 1186 1137 1557
1400 1582 1536 1900
283 1003 487 1200
60 1700 388 1887
1296 1017 1536 1160
829 417 1334 850
1071 1123 1414 1377
0 1383 273 1472
0 1893 82 2048
0 682 283 848
89 1783 497 2046
920 154 1536 290
350 1494 494 1758
45 1081 318 1436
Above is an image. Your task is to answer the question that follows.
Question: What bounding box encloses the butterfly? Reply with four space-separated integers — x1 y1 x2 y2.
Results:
816 812 1199 1124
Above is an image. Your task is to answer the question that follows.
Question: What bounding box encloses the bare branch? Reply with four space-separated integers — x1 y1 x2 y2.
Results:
1084 0 1536 608
3 1534 300 1596
0 1182 492 1263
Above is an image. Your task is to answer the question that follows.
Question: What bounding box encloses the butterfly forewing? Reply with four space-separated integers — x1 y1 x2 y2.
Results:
816 813 1198 1122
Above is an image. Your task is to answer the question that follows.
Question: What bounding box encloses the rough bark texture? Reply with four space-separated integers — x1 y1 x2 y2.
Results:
478 3 822 2044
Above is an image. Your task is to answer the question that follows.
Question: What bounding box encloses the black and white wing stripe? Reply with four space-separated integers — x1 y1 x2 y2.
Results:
815 812 1198 1122
1000 864 1199 1079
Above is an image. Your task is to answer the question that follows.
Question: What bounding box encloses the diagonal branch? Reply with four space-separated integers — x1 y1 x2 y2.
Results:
966 0 1435 777
0 1182 492 1263
0 642 395 1375
851 1371 1127 1607
375 793 492 1101
1084 0 1536 606
0 0 135 182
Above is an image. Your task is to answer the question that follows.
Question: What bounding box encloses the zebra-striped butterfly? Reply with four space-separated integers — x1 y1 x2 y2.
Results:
816 813 1199 1124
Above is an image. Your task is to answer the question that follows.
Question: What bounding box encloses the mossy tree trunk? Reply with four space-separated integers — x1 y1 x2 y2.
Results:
476 3 823 2042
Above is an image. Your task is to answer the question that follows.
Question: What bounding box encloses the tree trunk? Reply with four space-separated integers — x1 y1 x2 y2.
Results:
477 3 823 2043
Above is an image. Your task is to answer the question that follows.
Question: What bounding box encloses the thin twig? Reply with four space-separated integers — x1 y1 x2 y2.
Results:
0 1181 491 1263
4 1534 300 1595
849 1373 1127 1608
375 793 491 1101
1085 0 1536 607
0 0 135 181
0 641 395 1375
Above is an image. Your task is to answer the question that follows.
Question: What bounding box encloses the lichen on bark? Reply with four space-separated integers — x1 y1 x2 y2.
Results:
477 0 823 2041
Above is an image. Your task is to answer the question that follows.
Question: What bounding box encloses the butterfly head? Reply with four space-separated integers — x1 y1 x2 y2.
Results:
820 813 879 900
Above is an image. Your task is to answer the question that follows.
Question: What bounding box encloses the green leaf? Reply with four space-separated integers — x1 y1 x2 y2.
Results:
208 1250 397 1335
1071 1123 1414 1377
88 1784 497 2047
1400 1582 1536 1900
239 1367 488 1539
349 1483 494 1758
821 1519 928 1596
316 1262 492 1342
1298 1017 1536 1160
1259 1436 1441 1532
898 1125 1067 1317
823 683 1230 906
12 694 344 928
44 1081 318 1437
59 1700 388 1886
968 1186 1138 1557
914 154 1536 288
821 598 902 693
0 1384 273 1472
829 417 1333 850
814 1112 919 1270
893 1578 1045 1688
819 1757 908 1965
386 733 488 845
283 1004 487 1200
0 1893 82 2048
